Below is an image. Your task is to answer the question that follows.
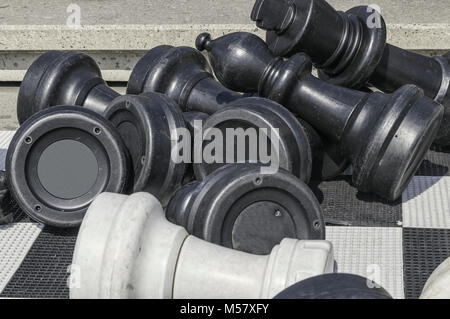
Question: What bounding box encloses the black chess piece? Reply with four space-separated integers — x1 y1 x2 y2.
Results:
275 273 393 299
128 45 344 181
16 51 188 206
166 163 325 255
251 0 450 145
196 32 443 201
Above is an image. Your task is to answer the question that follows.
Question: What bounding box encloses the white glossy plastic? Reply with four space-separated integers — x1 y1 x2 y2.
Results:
420 256 450 299
70 192 334 299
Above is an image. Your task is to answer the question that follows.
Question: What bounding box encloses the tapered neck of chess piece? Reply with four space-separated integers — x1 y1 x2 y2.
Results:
17 51 190 208
18 51 120 124
127 45 245 114
197 32 444 201
251 0 450 113
250 0 387 90
127 45 314 183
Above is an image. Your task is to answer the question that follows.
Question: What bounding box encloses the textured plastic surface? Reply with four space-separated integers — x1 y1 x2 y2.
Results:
403 228 450 299
0 223 42 293
0 227 78 298
417 147 450 176
326 226 404 299
0 131 14 171
2 166 449 299
313 176 402 227
0 171 12 225
402 176 450 228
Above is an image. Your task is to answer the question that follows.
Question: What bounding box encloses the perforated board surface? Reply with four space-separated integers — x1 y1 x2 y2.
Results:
0 131 450 299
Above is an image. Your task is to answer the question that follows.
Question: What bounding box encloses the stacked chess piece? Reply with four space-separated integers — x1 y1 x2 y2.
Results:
2 0 449 299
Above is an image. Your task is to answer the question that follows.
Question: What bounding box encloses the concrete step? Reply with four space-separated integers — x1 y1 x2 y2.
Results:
0 86 127 130
0 0 448 82
0 0 447 50
0 0 448 129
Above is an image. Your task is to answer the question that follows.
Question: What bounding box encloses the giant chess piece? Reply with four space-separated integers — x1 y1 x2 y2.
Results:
128 46 312 182
251 0 450 145
16 51 188 207
275 273 392 299
166 164 326 254
70 192 334 298
196 32 443 201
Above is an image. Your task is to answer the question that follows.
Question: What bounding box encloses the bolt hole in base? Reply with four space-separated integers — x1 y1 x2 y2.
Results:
313 220 321 229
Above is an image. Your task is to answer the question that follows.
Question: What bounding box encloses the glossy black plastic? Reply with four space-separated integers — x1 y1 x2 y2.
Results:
6 106 132 227
166 163 325 255
128 46 312 182
274 273 393 299
197 32 444 201
18 51 118 123
104 93 187 205
127 45 240 114
251 0 450 145
18 51 188 205
193 98 312 180
0 171 12 225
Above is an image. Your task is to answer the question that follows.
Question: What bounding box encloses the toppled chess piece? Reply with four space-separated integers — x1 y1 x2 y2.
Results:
129 45 350 180
7 106 133 227
166 163 325 255
197 32 443 201
275 273 392 299
0 171 13 225
70 192 334 298
128 46 312 182
17 51 188 206
251 0 450 145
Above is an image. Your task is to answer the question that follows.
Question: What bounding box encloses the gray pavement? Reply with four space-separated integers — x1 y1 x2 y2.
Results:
0 0 448 25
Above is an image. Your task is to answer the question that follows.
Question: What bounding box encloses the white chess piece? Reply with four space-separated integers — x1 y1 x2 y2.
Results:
70 192 334 299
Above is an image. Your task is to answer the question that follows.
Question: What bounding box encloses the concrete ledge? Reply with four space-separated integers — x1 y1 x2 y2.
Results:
0 86 127 130
0 69 132 83
0 23 447 83
0 23 448 51
387 23 450 50
0 0 448 130
0 24 261 51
